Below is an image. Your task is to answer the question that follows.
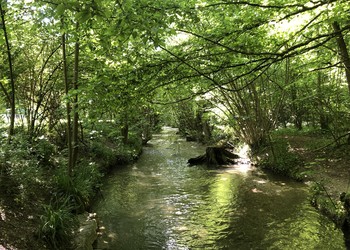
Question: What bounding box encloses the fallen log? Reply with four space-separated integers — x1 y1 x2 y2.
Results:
188 146 239 166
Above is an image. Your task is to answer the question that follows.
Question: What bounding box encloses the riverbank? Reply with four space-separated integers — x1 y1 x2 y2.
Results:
0 123 144 250
286 134 350 198
261 129 350 239
286 133 350 229
255 129 350 199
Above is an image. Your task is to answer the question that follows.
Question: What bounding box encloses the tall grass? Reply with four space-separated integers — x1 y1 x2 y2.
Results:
39 197 77 249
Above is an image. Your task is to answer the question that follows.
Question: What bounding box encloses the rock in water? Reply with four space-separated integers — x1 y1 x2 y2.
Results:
75 213 98 250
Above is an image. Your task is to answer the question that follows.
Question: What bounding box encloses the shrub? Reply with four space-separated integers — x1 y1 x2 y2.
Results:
54 161 103 213
54 167 85 212
90 140 117 167
258 138 303 180
31 137 56 167
309 181 345 226
0 133 45 202
88 123 143 167
39 197 77 249
72 161 103 208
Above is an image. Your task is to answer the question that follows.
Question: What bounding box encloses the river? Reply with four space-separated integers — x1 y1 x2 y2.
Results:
93 127 345 249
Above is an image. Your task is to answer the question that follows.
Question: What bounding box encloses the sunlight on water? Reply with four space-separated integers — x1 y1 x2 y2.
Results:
93 127 345 250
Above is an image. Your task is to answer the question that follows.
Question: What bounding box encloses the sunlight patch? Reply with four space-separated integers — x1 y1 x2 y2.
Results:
238 144 250 158
233 164 252 175
252 188 263 193
0 244 17 250
0 207 6 221
254 179 267 184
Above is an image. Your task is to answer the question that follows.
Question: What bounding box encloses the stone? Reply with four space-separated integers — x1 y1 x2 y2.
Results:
75 213 98 250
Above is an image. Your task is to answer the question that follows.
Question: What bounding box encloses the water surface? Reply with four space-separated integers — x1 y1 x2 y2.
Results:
94 127 344 249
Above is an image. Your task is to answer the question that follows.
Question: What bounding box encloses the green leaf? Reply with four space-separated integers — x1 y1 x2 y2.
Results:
56 3 66 16
76 11 91 23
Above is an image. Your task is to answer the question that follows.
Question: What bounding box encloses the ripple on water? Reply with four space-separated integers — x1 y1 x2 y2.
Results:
93 128 345 250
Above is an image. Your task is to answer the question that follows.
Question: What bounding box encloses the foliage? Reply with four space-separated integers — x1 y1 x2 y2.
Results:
0 131 46 201
257 137 303 180
39 197 77 250
166 98 215 143
53 161 103 213
87 121 143 167
309 181 346 227
31 137 57 167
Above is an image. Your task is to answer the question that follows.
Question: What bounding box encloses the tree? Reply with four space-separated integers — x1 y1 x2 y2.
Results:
332 22 350 94
332 20 350 144
0 1 16 142
2 0 349 155
146 0 350 149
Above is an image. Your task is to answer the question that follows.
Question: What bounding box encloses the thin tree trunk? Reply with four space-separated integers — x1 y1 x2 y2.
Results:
121 120 129 144
317 72 330 130
332 21 350 93
0 3 16 142
72 22 80 169
291 84 303 130
332 21 350 144
61 26 73 175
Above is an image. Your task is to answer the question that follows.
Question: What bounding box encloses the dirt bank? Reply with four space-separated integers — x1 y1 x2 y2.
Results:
286 135 350 197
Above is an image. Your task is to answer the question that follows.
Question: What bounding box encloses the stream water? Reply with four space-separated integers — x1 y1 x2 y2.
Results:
93 127 345 249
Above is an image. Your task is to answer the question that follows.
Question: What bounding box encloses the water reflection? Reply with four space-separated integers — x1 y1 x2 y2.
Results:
94 128 344 249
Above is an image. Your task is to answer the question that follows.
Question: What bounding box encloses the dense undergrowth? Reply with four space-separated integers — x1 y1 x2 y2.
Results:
256 136 304 181
0 121 144 249
254 127 341 181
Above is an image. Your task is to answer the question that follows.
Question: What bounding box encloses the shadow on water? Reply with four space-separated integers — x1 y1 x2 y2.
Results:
93 127 345 249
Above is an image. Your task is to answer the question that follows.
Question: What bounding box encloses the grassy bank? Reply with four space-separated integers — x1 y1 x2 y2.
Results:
0 122 143 249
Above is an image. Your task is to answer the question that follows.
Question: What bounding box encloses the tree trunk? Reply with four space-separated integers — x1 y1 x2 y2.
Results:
333 21 350 93
291 84 303 130
121 122 129 145
0 3 16 142
332 21 350 144
188 146 239 166
202 120 212 143
71 22 80 169
317 71 330 130
61 26 73 175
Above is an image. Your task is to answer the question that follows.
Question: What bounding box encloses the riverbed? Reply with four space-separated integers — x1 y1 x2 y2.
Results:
93 127 345 249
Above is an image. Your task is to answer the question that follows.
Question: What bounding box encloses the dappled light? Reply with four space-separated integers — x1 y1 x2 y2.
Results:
93 128 344 249
0 207 5 221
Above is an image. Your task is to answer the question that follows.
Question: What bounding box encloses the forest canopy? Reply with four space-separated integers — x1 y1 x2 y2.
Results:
0 0 348 154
